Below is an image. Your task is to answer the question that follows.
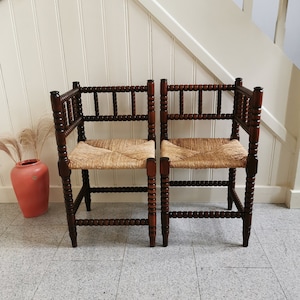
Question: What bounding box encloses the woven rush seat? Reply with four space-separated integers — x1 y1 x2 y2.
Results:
68 139 155 169
161 138 247 169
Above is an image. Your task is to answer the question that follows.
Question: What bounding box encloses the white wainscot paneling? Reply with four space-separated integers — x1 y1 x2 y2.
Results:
128 0 152 82
168 185 286 205
81 0 108 86
0 1 31 132
152 19 174 82
40 138 61 187
151 17 174 136
173 41 195 83
0 65 12 133
58 0 86 84
270 138 294 186
103 0 130 85
0 153 15 187
251 125 274 185
35 0 68 92
12 0 51 119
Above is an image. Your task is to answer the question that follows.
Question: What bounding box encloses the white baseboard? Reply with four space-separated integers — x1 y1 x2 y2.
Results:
287 189 300 208
0 185 287 205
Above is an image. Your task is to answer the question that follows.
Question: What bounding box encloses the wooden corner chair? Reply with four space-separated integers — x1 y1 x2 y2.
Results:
160 78 263 247
50 80 156 247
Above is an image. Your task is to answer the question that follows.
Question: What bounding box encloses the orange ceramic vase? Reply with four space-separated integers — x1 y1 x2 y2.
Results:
10 159 49 218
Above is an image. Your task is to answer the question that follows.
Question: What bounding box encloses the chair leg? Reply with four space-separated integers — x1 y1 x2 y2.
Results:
243 175 255 247
62 176 77 247
228 168 236 210
160 157 170 247
82 170 91 211
147 158 156 247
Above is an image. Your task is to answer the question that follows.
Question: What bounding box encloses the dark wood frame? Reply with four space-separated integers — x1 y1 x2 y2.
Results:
160 78 263 247
50 80 156 247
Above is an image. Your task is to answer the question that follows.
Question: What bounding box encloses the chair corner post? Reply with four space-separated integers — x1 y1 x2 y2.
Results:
147 80 155 141
73 81 80 89
235 77 243 87
160 79 168 142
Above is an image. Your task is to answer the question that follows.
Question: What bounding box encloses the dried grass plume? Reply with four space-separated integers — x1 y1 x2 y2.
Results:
0 117 54 163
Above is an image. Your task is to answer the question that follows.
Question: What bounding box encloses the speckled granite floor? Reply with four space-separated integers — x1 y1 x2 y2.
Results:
0 202 299 299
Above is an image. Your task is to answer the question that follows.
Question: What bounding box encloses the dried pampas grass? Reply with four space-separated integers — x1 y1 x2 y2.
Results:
0 116 54 163
0 138 22 163
19 129 37 158
36 117 55 157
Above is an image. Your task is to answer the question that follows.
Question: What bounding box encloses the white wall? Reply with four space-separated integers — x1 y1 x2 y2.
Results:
284 0 300 69
252 0 280 41
233 0 300 70
0 0 299 205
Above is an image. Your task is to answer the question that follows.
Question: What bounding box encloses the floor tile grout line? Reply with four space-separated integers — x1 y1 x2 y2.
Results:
253 227 289 299
114 205 133 300
115 243 128 300
30 250 58 300
192 240 204 300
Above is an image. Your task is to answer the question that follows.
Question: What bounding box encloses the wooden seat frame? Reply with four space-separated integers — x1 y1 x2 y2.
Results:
160 78 263 247
50 80 156 247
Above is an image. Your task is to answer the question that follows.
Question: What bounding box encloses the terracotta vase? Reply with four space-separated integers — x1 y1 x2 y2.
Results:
10 159 49 218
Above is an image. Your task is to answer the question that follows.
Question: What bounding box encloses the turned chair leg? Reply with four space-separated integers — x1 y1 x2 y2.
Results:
160 157 170 247
62 176 77 247
243 175 255 247
228 168 236 210
147 158 156 247
82 170 91 211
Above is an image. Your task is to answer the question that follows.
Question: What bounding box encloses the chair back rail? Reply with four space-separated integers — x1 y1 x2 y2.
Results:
160 78 263 144
232 80 263 165
51 80 155 142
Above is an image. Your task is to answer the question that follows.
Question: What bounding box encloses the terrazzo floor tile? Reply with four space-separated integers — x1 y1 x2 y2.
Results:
256 228 300 300
54 226 128 261
32 260 122 300
11 203 67 226
191 220 270 268
167 203 245 246
190 218 244 245
193 241 270 269
159 221 194 247
121 221 200 299
0 226 7 235
126 227 195 260
0 223 67 248
252 204 300 230
0 249 54 300
0 220 66 300
269 266 300 300
0 203 21 227
1 202 300 300
54 203 138 261
197 267 287 300
118 247 200 299
126 226 158 247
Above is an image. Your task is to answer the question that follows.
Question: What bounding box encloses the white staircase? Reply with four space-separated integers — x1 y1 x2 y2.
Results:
137 0 300 207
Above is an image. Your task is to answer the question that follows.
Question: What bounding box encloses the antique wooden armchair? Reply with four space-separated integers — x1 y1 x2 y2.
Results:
50 80 156 247
160 78 263 247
